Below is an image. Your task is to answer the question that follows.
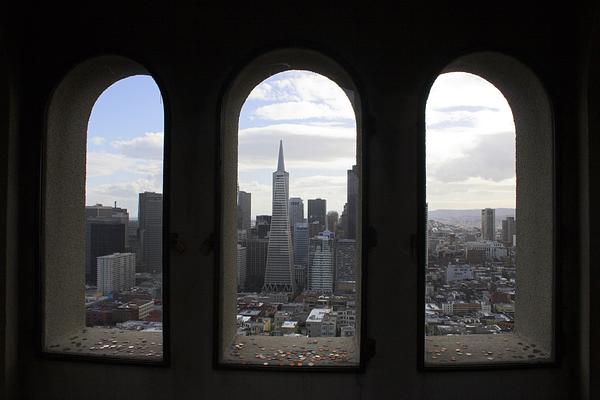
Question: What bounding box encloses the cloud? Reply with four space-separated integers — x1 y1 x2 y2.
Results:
90 178 162 199
428 132 515 183
426 177 516 210
246 71 355 121
111 132 164 160
240 123 355 139
238 127 356 173
427 116 476 130
434 105 500 113
90 136 105 145
253 101 355 121
86 152 136 178
247 83 274 100
86 151 163 178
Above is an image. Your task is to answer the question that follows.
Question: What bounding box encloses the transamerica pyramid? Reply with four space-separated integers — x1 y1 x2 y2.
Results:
263 140 294 293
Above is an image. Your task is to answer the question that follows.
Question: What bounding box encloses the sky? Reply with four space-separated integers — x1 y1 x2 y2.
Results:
426 72 516 210
85 75 164 218
84 70 515 219
238 70 357 218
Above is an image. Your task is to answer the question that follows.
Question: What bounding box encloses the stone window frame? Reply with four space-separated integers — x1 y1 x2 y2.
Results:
40 55 170 365
217 48 367 370
419 51 556 369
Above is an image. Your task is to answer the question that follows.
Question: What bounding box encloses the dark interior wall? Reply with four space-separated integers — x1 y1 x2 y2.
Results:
584 3 600 400
0 2 592 399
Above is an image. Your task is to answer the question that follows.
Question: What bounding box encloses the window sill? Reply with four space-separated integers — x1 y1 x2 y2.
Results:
222 335 359 368
44 326 163 361
424 333 551 367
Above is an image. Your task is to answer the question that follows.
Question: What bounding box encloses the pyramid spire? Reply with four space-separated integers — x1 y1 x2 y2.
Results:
277 139 285 172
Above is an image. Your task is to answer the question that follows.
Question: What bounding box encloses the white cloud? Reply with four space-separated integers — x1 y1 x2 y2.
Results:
246 71 355 121
247 83 273 100
239 123 355 139
111 132 164 160
253 101 354 121
86 151 163 178
238 127 356 174
425 72 516 209
86 152 135 178
90 136 105 145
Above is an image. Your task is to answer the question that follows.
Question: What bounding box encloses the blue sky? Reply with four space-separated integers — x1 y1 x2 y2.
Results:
84 71 515 219
86 75 164 218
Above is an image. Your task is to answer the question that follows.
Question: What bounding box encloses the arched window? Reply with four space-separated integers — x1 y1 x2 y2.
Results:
42 57 167 363
219 50 363 369
422 53 554 367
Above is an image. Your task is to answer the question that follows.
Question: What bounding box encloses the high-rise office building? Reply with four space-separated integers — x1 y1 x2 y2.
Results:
243 238 269 292
308 235 334 294
263 141 294 292
85 204 128 286
237 244 247 291
335 239 356 283
481 208 496 241
96 252 136 295
237 191 251 231
308 198 326 238
293 222 309 269
126 219 141 267
255 215 271 239
502 216 516 246
289 197 304 229
139 192 163 274
346 165 358 239
327 211 339 233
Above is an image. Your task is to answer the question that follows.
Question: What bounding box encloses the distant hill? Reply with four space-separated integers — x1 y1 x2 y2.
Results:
428 208 515 228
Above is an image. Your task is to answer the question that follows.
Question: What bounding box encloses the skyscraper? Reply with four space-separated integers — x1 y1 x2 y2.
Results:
263 141 294 292
335 239 356 282
327 210 339 233
308 235 334 294
237 244 247 291
255 215 271 239
85 204 128 286
502 216 516 246
293 222 309 269
289 197 304 229
308 198 326 238
96 252 136 295
237 191 251 231
346 165 358 239
243 238 269 292
481 208 496 241
139 192 163 274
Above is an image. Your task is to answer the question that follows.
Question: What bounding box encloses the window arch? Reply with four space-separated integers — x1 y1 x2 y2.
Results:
422 52 554 367
219 49 365 369
42 56 168 363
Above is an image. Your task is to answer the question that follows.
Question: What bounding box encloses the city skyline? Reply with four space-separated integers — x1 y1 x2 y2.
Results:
83 71 516 221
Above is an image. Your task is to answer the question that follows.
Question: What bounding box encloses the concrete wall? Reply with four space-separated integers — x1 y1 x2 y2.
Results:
0 2 592 399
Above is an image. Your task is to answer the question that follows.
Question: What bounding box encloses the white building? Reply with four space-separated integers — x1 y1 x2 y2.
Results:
308 235 334 294
97 252 136 295
445 264 474 283
465 240 508 260
320 313 337 337
306 308 333 337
